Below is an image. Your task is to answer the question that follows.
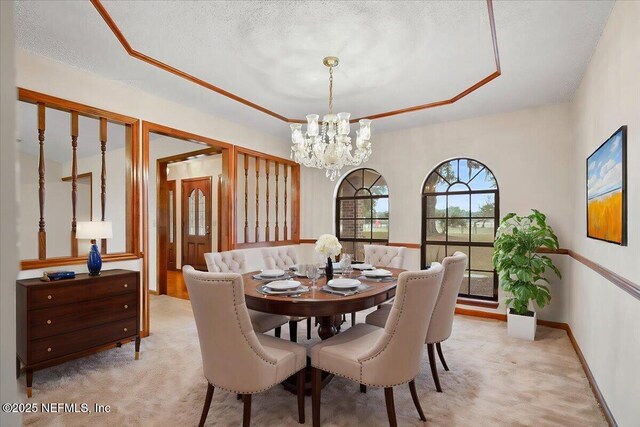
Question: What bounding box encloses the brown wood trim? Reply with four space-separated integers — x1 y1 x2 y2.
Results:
20 253 139 270
235 146 299 167
234 240 299 250
456 297 499 309
89 1 500 124
454 307 507 321
568 250 639 301
536 247 570 254
299 239 316 244
19 88 138 124
387 242 421 249
265 159 270 241
157 147 221 164
565 323 617 427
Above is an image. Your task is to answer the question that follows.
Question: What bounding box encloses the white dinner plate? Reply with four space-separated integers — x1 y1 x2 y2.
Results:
363 269 393 278
353 263 374 270
266 280 301 291
260 269 286 278
327 278 360 290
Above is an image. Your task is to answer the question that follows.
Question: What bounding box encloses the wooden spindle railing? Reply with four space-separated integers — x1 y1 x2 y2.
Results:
37 103 46 259
255 157 260 242
100 118 107 254
70 111 79 257
284 165 288 241
244 154 249 243
274 162 279 242
265 159 270 241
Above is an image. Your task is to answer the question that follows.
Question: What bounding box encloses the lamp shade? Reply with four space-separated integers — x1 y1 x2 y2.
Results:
76 221 113 240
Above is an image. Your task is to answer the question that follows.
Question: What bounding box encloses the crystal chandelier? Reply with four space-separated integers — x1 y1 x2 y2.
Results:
290 56 372 181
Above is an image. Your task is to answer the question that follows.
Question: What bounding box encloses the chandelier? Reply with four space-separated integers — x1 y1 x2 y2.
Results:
290 56 372 181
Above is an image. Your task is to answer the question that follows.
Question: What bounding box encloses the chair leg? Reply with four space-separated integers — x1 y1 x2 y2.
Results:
297 369 305 424
427 343 442 392
409 380 427 421
289 320 298 343
242 394 252 427
384 387 398 427
307 318 312 340
360 384 367 393
275 326 281 338
198 383 214 427
351 312 356 327
436 342 449 371
311 367 322 427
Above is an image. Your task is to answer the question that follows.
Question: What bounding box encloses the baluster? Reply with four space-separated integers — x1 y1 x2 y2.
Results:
255 157 260 242
244 154 249 243
274 162 280 242
70 112 79 257
100 118 107 254
265 159 270 241
284 165 288 241
37 103 46 259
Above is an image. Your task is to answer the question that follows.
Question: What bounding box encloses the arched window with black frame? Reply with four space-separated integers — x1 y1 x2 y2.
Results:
421 158 499 301
336 168 389 262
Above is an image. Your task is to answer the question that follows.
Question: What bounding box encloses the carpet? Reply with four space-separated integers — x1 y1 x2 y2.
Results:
22 295 606 426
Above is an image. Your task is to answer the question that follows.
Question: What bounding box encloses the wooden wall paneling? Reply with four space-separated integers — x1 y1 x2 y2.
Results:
70 111 79 257
284 165 288 241
255 157 260 242
244 154 249 243
275 162 279 242
156 158 169 295
265 159 270 241
37 102 46 259
100 117 108 254
291 164 300 241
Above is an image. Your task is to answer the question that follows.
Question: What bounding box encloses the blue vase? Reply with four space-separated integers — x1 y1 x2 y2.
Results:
87 243 103 276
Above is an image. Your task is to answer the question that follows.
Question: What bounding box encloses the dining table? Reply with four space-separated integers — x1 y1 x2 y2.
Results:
243 267 404 340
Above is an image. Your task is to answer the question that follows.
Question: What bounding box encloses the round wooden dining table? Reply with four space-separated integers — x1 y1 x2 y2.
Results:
243 267 404 340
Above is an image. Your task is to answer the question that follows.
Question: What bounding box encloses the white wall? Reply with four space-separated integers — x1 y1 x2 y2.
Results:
1 1 21 424
15 50 288 283
301 102 574 320
567 2 640 425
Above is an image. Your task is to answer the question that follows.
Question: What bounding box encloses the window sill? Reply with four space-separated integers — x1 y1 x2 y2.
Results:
456 297 499 309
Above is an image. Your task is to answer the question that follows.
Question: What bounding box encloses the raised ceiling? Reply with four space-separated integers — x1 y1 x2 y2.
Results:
15 1 613 138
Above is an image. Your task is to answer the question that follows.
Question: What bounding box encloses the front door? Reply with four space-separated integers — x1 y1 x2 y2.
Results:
181 177 212 270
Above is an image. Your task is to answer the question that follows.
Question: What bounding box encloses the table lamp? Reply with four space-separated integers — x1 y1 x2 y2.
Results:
76 221 113 276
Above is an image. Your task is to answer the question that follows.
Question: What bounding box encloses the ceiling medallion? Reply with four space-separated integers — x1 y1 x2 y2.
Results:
290 57 372 181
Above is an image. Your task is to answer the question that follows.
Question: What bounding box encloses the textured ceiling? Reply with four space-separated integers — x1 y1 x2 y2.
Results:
15 1 613 139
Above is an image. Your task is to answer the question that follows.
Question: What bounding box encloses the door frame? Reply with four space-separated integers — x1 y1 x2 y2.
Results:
143 122 234 330
180 176 213 270
166 179 177 271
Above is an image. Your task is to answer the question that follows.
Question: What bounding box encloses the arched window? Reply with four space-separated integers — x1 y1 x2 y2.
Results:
422 158 499 301
336 168 389 261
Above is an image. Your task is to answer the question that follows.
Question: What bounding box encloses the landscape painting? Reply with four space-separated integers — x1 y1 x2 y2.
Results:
587 126 627 245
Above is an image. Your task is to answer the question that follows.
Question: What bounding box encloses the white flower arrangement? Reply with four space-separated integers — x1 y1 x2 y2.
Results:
315 234 342 259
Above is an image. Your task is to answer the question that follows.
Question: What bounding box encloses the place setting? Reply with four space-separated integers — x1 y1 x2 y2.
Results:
252 268 293 281
321 277 373 297
358 268 397 282
256 279 310 297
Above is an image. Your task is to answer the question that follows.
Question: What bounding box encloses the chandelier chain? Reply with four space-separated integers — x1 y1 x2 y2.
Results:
328 66 334 114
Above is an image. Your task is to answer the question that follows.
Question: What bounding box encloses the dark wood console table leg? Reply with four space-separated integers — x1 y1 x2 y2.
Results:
135 336 141 360
26 369 33 398
16 355 20 379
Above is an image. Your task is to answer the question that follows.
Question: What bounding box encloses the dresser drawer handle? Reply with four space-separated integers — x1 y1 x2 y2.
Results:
124 284 128 288
124 305 129 309
46 320 51 325
123 328 128 332
47 295 52 300
47 347 52 352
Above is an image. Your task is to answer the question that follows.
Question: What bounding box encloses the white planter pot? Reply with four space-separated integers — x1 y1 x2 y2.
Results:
507 310 537 341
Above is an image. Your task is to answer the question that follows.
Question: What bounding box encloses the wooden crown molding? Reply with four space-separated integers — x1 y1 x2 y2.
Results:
90 0 501 123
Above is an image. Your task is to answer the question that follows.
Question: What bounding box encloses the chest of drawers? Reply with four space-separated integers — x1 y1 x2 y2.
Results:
16 269 141 397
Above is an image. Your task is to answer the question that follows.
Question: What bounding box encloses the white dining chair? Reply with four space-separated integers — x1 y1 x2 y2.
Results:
310 265 445 426
204 250 289 339
365 251 468 392
183 266 306 426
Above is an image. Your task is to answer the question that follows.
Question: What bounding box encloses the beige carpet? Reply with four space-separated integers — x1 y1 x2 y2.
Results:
22 295 606 426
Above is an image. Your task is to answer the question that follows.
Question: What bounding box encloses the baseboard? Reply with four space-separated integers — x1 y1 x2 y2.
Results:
456 308 616 426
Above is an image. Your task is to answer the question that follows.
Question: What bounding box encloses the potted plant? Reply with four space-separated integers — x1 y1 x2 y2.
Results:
493 209 562 340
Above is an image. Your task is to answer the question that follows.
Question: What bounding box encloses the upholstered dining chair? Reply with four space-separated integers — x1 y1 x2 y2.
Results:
310 265 445 427
260 246 313 341
344 245 407 327
183 266 307 427
204 250 289 339
365 251 468 392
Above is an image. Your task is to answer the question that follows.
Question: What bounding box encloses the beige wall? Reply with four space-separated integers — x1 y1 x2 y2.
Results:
301 102 574 321
567 2 640 425
1 1 20 425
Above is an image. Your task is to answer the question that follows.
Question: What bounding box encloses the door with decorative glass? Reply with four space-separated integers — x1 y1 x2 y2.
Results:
181 177 212 271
